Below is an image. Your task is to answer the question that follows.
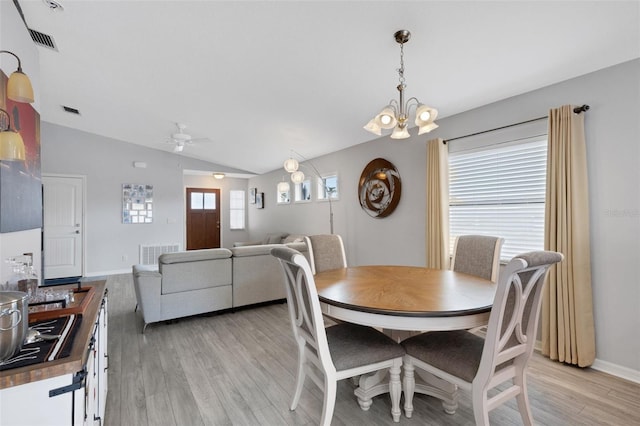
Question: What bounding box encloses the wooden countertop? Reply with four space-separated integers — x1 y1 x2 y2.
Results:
0 281 106 390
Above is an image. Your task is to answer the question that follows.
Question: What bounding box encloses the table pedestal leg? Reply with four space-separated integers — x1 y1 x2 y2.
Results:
414 369 459 414
353 358 402 422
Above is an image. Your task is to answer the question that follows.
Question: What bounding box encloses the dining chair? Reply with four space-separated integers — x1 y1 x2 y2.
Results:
271 246 405 425
451 235 504 282
401 250 564 425
304 234 347 275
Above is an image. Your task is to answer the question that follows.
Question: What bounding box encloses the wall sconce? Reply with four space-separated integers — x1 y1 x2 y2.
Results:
0 50 34 103
0 107 25 161
213 172 225 179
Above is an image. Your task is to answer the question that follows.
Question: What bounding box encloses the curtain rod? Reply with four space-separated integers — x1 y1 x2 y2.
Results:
443 104 590 144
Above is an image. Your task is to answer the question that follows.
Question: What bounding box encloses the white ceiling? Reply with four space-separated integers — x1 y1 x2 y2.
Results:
16 1 640 174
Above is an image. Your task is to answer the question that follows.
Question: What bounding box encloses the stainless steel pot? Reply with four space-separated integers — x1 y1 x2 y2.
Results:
0 291 29 362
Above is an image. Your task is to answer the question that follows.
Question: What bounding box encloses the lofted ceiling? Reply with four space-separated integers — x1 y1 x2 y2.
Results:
15 0 640 175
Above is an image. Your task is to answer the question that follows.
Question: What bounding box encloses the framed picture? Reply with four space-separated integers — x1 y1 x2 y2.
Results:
256 192 264 209
122 183 153 224
249 187 257 204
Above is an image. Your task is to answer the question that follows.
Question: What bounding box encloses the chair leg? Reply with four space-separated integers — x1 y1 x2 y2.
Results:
471 386 490 426
389 359 402 422
320 378 337 426
402 357 416 418
290 342 306 410
515 371 534 426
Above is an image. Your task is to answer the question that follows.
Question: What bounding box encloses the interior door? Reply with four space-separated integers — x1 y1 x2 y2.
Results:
42 175 84 279
186 188 220 250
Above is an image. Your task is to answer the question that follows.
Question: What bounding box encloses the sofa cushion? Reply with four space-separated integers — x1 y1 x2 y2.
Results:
262 232 288 244
283 234 305 244
159 248 233 294
159 248 232 264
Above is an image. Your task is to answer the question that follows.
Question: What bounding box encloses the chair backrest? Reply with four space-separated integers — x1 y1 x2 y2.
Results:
271 246 336 374
304 234 347 275
451 235 504 282
475 250 563 388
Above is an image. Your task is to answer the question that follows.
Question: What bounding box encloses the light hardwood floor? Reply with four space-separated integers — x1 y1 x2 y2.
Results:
104 273 640 426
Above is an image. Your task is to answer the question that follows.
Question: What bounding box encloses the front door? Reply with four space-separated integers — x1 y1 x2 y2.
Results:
42 175 84 279
186 188 221 250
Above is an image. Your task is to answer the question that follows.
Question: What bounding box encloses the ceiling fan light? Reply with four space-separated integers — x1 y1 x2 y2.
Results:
374 106 397 129
290 170 305 184
0 130 26 161
174 142 184 152
363 118 382 136
390 125 410 140
283 157 299 173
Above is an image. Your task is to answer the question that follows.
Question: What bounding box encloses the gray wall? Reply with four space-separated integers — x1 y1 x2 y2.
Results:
41 123 250 275
249 59 640 376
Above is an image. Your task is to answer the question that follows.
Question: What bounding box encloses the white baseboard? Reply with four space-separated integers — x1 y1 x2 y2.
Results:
536 339 640 384
591 359 640 384
84 268 131 277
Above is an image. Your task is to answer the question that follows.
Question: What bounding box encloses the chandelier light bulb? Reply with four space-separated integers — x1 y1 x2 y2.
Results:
291 170 305 184
283 157 299 173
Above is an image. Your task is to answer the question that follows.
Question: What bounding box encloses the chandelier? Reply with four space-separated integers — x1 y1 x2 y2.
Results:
364 30 438 139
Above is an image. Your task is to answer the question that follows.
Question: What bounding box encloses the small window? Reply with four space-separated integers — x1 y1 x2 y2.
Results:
229 190 245 230
294 179 312 203
317 174 339 201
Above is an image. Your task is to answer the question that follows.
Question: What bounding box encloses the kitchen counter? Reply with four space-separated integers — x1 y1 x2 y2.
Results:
0 280 107 389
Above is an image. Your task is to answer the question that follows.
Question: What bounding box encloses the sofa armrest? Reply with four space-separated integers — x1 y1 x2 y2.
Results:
132 265 162 326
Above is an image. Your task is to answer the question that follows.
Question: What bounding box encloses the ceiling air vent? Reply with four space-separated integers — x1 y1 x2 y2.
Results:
62 106 81 115
28 28 58 51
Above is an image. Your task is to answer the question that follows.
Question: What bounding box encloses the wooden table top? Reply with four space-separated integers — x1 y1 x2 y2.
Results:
314 265 496 317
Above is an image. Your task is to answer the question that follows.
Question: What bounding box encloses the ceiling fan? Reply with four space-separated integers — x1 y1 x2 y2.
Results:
166 123 211 152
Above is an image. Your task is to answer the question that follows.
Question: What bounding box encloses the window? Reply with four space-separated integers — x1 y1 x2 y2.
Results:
190 191 216 209
229 190 245 230
294 179 312 203
317 174 339 201
449 137 547 260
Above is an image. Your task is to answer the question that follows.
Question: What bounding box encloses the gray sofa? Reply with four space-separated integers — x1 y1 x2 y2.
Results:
132 241 308 332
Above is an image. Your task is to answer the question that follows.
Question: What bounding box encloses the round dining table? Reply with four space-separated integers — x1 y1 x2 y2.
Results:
313 265 498 415
314 265 497 332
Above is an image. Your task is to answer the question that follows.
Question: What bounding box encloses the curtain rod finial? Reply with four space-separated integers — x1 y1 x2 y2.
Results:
574 104 590 114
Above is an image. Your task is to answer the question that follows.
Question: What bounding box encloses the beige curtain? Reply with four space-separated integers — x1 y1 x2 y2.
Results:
426 138 450 269
542 105 595 367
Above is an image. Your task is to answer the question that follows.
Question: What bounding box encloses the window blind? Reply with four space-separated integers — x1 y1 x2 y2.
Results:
449 138 547 260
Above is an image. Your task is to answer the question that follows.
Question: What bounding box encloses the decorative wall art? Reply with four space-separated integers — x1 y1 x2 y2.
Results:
249 187 257 204
358 158 402 218
122 184 153 224
0 70 42 233
256 192 264 209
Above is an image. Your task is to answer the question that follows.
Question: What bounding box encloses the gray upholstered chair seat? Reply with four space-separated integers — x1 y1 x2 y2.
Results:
402 330 511 383
327 323 406 371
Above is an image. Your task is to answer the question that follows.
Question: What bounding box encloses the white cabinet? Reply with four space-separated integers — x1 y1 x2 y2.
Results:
0 289 108 426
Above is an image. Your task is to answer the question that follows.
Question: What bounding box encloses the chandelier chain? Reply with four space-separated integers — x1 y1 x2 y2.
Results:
397 42 406 85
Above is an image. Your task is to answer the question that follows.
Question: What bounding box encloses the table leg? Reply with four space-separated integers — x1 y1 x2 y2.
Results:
353 359 402 422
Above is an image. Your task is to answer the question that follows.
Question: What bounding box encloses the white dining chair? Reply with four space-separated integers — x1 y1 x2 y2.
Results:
451 235 504 282
271 246 405 425
304 234 347 275
401 250 564 425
